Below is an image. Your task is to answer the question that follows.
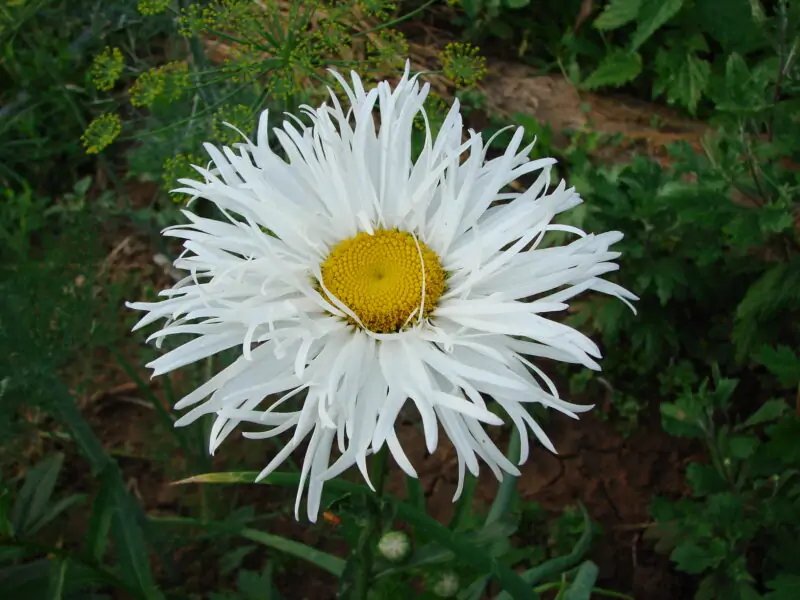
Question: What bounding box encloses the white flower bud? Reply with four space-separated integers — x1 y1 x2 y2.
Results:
377 530 411 562
431 570 459 598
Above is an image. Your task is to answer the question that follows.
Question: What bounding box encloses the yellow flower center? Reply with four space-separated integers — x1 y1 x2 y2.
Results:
320 229 446 333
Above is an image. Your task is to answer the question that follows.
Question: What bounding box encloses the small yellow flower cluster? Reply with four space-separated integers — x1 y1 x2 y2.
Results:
439 42 487 88
90 47 125 91
81 113 122 155
162 154 204 199
413 93 450 137
357 0 396 18
367 28 409 72
177 0 258 38
212 104 255 144
136 0 171 16
129 62 190 108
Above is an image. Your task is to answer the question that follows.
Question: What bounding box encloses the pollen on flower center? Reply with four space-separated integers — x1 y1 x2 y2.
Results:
320 229 446 333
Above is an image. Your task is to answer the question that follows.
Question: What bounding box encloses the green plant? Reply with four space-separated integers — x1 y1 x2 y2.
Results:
650 370 800 599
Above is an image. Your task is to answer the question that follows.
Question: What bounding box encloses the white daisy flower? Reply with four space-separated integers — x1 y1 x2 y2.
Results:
128 61 636 522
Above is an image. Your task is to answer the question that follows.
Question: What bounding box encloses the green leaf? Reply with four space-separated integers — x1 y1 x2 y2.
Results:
727 435 758 460
582 51 642 90
52 385 163 600
0 558 51 597
485 428 520 527
405 476 426 511
84 466 117 563
494 504 593 599
27 493 86 537
652 258 688 305
765 574 800 600
239 529 345 577
743 399 788 428
670 540 725 574
653 45 710 114
11 453 64 536
685 463 726 495
631 0 685 50
692 0 763 52
452 428 520 599
734 260 800 356
449 474 478 531
755 346 800 389
237 565 279 600
563 560 599 600
111 496 160 600
504 0 530 8
179 471 536 599
45 558 67 600
660 401 705 438
594 0 641 30
220 545 258 577
392 504 535 599
375 543 454 579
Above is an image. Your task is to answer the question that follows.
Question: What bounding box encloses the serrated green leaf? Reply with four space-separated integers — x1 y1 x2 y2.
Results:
582 51 642 90
692 0 764 52
755 346 800 389
594 0 641 30
670 540 725 574
504 0 530 8
660 401 705 438
743 399 788 428
631 0 685 50
686 463 726 495
711 376 738 410
220 545 258 577
653 47 710 114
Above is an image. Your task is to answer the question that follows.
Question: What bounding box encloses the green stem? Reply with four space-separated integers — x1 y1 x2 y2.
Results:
352 448 390 600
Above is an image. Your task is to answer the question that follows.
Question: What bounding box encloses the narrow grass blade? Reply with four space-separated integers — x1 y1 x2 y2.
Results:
46 558 67 600
177 471 537 599
85 466 116 562
12 453 64 536
52 380 163 600
240 528 345 577
29 493 86 537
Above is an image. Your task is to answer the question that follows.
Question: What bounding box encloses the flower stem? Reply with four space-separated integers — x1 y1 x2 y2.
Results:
351 448 390 600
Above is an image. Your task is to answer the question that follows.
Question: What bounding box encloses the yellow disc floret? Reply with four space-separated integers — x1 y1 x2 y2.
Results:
320 229 446 333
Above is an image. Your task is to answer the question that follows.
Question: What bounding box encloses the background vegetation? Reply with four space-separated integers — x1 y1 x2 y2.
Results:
1 0 798 598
